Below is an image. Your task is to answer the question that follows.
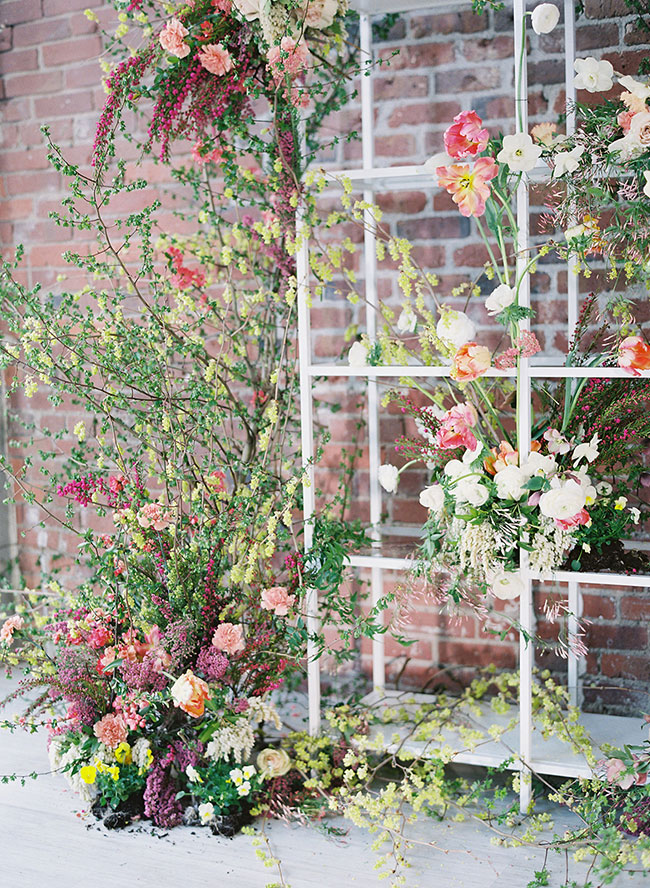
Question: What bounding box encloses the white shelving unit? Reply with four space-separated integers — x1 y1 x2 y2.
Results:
296 0 648 811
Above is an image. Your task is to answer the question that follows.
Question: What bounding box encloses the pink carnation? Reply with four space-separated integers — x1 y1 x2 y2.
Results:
93 713 128 749
137 502 173 531
198 43 233 76
212 622 245 655
0 614 24 644
434 403 478 451
159 18 190 59
444 110 489 159
261 586 296 617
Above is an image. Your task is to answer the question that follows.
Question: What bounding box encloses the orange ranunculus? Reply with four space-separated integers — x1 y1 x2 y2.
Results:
436 156 498 218
170 670 211 718
452 342 491 381
618 335 650 376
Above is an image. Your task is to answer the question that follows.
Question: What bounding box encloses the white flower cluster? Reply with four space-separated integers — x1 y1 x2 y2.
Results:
247 696 282 730
49 741 97 804
131 738 152 770
206 721 256 763
458 521 500 578
530 520 577 577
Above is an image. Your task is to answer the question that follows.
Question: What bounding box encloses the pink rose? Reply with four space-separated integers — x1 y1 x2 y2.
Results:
93 713 128 749
434 403 478 451
159 18 190 59
0 614 24 644
261 586 296 617
198 43 233 76
444 110 489 159
212 622 245 655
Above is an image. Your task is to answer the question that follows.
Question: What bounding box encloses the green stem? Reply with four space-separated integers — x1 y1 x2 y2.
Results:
473 378 514 447
475 217 505 285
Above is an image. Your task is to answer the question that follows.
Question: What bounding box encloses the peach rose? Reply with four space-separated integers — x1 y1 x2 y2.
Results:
198 43 233 76
261 586 296 617
170 670 211 718
0 614 24 644
159 18 190 59
93 713 128 748
452 342 491 381
212 622 245 655
618 335 650 376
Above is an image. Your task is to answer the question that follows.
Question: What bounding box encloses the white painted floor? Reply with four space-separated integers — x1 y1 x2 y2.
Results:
1 677 647 888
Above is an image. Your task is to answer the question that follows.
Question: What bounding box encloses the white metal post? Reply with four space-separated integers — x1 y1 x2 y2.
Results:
296 181 321 735
567 580 584 707
514 0 534 814
564 0 579 340
360 13 386 693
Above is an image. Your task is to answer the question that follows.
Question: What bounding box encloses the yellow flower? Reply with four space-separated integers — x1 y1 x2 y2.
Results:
114 742 132 765
108 765 120 782
79 765 97 785
615 496 627 511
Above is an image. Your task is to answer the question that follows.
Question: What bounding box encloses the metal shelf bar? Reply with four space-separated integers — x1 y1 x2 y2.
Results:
307 364 640 379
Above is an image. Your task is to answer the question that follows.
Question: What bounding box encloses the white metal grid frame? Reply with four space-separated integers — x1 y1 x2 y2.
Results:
296 0 650 811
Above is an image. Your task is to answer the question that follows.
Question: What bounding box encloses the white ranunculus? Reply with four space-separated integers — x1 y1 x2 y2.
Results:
455 480 490 507
531 3 560 34
574 57 614 93
491 570 525 600
497 132 543 173
539 480 586 520
378 464 399 493
494 464 528 500
436 309 475 348
572 434 599 464
419 483 445 513
521 451 557 478
553 144 585 178
396 306 417 334
348 340 368 366
619 74 650 100
443 459 465 480
233 0 263 21
485 283 515 316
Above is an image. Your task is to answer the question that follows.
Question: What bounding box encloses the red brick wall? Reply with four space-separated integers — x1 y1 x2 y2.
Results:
1 0 649 714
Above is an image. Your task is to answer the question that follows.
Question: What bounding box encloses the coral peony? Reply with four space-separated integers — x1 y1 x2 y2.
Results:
261 586 296 616
434 403 478 451
212 622 245 654
170 670 211 717
436 157 498 217
618 335 650 375
198 43 233 76
159 18 190 58
443 110 489 159
93 713 128 749
0 614 24 644
451 342 491 381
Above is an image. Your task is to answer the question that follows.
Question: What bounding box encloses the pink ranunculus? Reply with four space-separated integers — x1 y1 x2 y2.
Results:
434 403 478 451
444 110 489 159
159 18 190 58
618 335 650 376
555 507 591 530
451 342 491 381
261 586 296 617
0 614 24 644
137 502 173 531
436 156 498 218
212 622 245 654
198 43 233 76
93 713 128 749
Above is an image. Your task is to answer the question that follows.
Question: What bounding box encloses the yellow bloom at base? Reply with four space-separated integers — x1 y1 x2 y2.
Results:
80 765 97 785
115 742 132 765
107 765 120 782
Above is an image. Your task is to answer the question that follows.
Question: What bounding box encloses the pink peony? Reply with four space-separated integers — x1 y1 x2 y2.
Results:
444 110 489 159
434 403 478 451
93 713 128 749
198 43 233 76
159 18 190 58
0 614 24 644
212 622 245 654
137 502 173 531
261 586 296 616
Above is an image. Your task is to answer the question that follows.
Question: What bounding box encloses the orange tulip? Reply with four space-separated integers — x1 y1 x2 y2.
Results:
452 342 491 381
618 335 650 376
171 670 211 718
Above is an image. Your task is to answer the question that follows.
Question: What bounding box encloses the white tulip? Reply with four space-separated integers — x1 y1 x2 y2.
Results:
436 309 475 348
574 57 614 93
419 484 445 513
490 570 525 600
348 340 368 366
553 144 585 178
497 132 543 173
396 306 417 334
378 464 399 493
531 3 560 34
485 283 515 316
